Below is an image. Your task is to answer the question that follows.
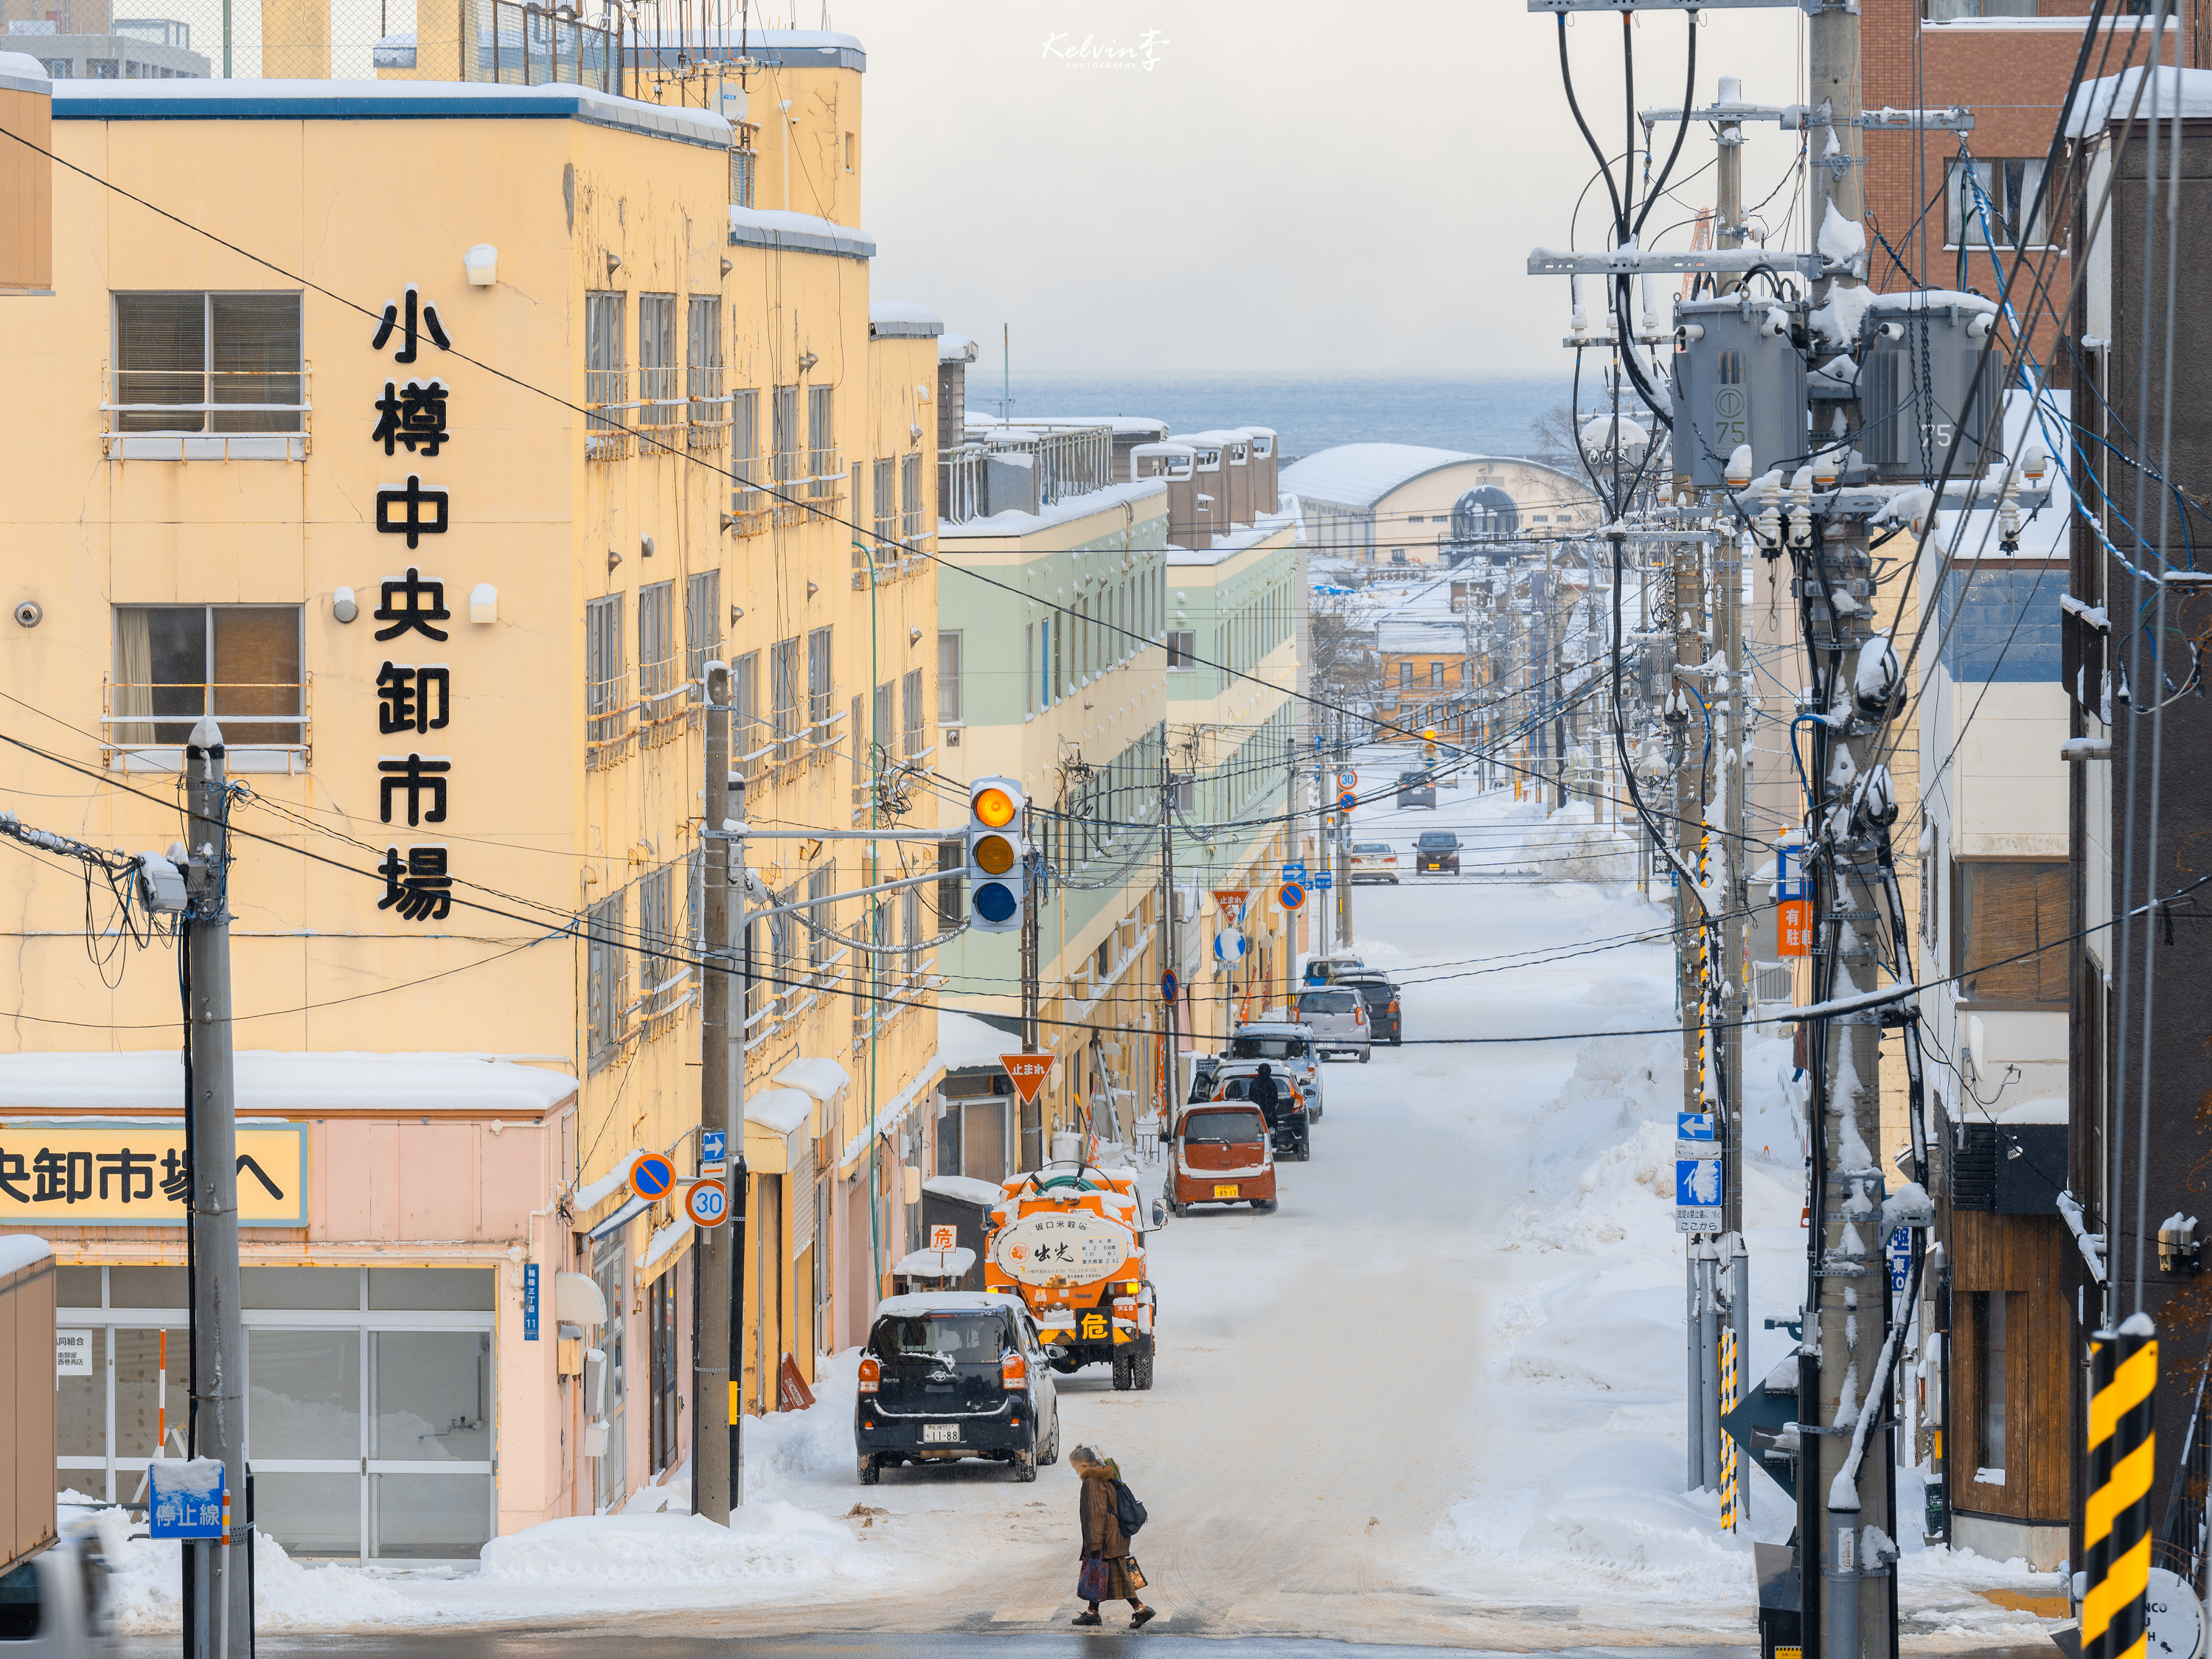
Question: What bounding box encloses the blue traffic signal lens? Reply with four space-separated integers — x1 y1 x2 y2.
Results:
974 882 1018 923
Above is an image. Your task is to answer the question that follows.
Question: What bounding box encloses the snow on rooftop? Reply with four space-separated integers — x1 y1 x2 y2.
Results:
868 300 942 338
924 1173 1009 1210
0 50 51 90
1278 444 1480 509
728 204 874 260
939 1010 1019 1071
772 1057 850 1102
0 1050 577 1115
744 1088 814 1136
2065 65 2212 135
0 1235 52 1278
939 333 978 364
1165 509 1300 565
891 1246 976 1279
50 77 732 148
938 477 1166 540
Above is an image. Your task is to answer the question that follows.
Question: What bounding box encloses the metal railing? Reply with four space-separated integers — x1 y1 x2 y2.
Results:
940 446 982 525
102 678 310 769
102 363 313 461
638 364 681 431
470 0 622 90
585 670 632 768
638 654 685 744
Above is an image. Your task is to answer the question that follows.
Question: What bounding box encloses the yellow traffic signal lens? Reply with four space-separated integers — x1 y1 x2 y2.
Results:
974 787 1016 827
975 833 1017 875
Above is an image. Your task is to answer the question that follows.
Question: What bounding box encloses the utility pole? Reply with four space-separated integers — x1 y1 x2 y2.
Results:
698 664 735 1523
183 719 248 1659
1158 743 1180 1112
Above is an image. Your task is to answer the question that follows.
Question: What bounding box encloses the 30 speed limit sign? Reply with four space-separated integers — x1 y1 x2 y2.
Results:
685 1178 729 1228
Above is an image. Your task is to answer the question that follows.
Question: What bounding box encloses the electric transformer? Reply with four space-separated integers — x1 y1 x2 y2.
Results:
1855 296 2002 480
1672 293 1809 490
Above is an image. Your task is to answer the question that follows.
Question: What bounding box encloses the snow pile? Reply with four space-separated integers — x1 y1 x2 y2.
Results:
735 1349 868 1500
74 1502 414 1633
1515 1441 1751 1576
1504 1264 1688 1393
1494 801 1638 883
476 1506 858 1587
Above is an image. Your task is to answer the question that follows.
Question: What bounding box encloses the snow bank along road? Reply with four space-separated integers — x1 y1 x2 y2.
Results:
114 782 2066 1650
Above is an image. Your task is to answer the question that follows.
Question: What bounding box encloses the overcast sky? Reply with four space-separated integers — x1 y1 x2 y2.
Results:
832 0 1806 379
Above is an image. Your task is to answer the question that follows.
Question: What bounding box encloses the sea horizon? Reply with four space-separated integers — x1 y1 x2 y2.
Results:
976 372 1576 465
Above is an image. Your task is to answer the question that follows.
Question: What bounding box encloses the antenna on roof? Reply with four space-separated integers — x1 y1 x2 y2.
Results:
999 323 1015 424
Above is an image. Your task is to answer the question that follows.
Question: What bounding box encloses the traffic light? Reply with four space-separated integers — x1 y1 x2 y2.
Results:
965 776 1027 933
1422 726 1439 762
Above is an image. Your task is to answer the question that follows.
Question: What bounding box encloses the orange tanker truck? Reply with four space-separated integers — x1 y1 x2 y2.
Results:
981 1162 1160 1391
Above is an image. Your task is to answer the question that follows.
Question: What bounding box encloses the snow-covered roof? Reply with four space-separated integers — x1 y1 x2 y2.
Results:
937 477 1166 541
872 1289 1024 1321
0 51 50 91
939 1010 1019 1072
727 204 874 262
743 1087 813 1136
0 1236 52 1278
0 1050 577 1116
1166 510 1299 566
925 1174 1010 1209
939 333 978 364
869 301 942 339
51 77 733 150
973 417 1171 440
1278 444 1478 510
2066 65 2212 136
773 1057 851 1102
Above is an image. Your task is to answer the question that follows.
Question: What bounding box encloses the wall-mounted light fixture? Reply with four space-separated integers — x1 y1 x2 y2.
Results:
332 586 358 623
464 244 498 286
469 583 498 624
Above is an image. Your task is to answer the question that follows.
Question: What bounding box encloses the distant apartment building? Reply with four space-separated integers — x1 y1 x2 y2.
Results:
930 364 1302 1140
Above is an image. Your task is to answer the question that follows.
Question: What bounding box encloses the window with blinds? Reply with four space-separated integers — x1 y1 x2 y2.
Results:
584 293 625 430
807 626 834 735
902 667 924 758
586 891 627 1073
936 631 961 724
114 292 302 433
1953 860 2066 1004
771 385 799 483
684 571 720 706
731 648 761 774
771 636 799 762
637 294 678 428
637 580 678 727
872 456 897 545
585 594 627 759
900 452 923 541
807 385 835 498
685 296 723 428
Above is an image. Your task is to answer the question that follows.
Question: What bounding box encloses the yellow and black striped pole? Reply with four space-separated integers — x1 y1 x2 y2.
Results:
2083 1315 2158 1659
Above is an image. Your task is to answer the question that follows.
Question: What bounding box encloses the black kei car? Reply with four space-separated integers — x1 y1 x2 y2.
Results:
1396 770 1437 808
1414 830 1461 874
855 1291 1062 1485
1336 972 1403 1046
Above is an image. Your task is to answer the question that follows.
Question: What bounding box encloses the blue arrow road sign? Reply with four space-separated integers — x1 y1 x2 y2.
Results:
702 1129 727 1166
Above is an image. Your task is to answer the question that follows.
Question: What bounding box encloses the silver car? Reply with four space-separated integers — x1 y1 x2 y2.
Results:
1228 1022 1324 1119
1293 985 1372 1062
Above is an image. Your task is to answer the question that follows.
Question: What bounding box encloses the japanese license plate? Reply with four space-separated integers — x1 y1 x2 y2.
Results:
922 1422 960 1444
1213 1183 1239 1199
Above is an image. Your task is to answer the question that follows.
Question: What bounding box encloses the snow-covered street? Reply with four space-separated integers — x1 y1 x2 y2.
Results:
94 782 2062 1649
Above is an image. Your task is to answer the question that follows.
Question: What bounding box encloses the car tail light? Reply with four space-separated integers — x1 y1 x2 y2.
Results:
858 1356 880 1394
1388 1000 1400 1013
1001 1351 1028 1390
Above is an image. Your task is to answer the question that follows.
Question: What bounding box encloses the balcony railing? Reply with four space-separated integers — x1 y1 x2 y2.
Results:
940 446 982 524
585 670 633 768
102 363 313 462
102 677 312 773
638 654 686 745
940 422 1113 525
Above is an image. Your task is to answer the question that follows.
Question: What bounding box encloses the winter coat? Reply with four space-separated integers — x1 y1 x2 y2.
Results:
1079 1467 1129 1559
1248 1072 1281 1116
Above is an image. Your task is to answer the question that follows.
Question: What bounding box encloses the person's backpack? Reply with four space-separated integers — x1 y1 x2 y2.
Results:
1113 1479 1148 1537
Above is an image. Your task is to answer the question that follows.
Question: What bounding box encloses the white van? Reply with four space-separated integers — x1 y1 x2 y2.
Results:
1293 985 1371 1062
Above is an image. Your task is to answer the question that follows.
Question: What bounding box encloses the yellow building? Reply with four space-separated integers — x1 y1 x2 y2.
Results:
0 50 942 1553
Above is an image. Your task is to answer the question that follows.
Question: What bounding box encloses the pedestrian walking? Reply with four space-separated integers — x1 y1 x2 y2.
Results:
1068 1444 1154 1630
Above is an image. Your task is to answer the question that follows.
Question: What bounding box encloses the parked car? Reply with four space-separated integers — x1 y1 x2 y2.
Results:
1169 1101 1277 1213
1349 841 1401 884
1186 1053 1222 1105
1396 770 1436 808
1414 830 1461 874
1208 1057 1312 1159
1293 984 1372 1062
1228 1021 1324 1119
856 1291 1062 1484
1335 972 1402 1046
1302 953 1366 986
